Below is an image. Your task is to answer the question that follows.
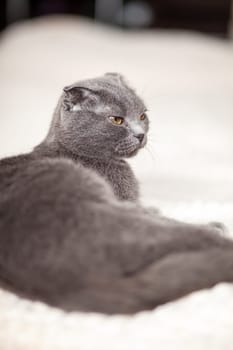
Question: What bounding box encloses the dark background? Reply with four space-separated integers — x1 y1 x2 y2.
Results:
0 0 232 37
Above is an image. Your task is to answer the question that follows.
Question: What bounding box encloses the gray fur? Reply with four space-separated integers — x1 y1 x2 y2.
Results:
0 73 233 314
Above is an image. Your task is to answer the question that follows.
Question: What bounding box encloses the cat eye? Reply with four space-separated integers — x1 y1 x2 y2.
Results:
140 113 146 121
109 116 124 125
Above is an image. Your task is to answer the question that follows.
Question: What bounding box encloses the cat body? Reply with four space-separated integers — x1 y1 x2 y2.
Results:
0 73 233 314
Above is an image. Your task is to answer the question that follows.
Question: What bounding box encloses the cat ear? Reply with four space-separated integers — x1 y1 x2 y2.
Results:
63 86 97 111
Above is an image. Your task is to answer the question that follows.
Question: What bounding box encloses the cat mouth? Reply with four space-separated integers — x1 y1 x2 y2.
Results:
114 137 146 158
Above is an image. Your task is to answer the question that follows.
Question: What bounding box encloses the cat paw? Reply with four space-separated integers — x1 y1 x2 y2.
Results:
208 221 228 236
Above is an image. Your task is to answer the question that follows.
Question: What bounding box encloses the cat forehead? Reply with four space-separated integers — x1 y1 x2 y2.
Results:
72 102 144 118
70 75 146 111
102 103 144 116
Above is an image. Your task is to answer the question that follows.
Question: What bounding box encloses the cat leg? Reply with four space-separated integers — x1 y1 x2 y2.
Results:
119 200 227 235
81 201 233 278
136 204 228 235
70 247 233 314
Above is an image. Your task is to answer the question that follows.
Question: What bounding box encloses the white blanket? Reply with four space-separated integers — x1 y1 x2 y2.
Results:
0 16 233 349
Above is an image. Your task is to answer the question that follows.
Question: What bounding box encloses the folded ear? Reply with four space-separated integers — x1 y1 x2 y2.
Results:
63 86 98 111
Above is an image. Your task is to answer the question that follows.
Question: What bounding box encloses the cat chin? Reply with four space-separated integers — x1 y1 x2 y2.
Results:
114 147 140 159
126 148 141 158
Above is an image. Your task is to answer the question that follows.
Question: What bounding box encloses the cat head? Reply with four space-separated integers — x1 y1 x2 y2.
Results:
53 73 149 159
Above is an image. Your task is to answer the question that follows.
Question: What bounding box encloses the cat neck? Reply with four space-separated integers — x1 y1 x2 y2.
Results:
33 140 124 166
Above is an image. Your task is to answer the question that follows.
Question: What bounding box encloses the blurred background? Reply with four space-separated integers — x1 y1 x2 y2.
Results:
0 0 233 224
0 0 233 35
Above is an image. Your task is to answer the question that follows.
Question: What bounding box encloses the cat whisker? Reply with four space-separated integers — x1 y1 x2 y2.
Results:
147 133 159 143
145 145 157 163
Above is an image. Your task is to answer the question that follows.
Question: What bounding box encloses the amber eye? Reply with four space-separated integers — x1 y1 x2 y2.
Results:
140 113 146 121
109 116 124 125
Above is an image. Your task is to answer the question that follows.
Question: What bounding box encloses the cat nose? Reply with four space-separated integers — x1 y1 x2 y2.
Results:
135 133 144 143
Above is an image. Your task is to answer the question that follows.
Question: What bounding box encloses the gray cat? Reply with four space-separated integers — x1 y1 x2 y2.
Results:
0 73 233 314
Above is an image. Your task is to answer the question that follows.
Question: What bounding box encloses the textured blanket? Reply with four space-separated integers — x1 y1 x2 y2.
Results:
0 16 233 349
